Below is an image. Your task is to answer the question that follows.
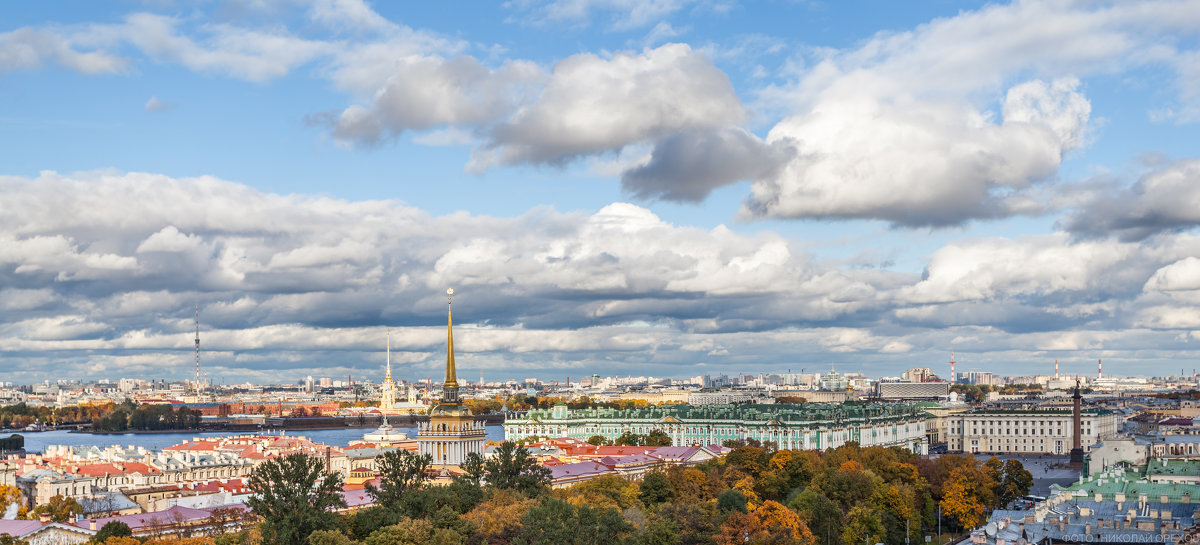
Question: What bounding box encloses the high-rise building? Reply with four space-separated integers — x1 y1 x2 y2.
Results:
418 289 486 467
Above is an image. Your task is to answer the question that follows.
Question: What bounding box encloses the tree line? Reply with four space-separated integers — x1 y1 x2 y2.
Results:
58 439 1031 545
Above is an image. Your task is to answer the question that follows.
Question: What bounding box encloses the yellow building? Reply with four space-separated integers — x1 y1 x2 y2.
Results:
417 289 486 467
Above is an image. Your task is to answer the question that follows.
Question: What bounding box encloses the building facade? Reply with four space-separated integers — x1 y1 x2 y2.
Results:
505 402 929 453
945 409 1119 454
417 289 486 467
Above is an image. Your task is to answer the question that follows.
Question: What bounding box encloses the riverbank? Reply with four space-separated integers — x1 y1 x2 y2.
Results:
0 425 508 452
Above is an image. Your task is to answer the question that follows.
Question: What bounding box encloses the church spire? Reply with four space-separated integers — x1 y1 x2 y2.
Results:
385 328 393 381
444 288 459 399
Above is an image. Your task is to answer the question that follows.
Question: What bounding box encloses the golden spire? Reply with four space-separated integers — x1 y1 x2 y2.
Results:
445 288 458 389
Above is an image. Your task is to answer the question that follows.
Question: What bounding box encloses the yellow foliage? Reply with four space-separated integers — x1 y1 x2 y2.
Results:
101 538 141 545
838 460 864 473
462 489 537 537
753 500 814 544
732 476 761 510
768 450 794 472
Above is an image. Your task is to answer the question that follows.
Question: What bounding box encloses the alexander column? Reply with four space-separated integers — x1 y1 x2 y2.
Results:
1069 378 1085 467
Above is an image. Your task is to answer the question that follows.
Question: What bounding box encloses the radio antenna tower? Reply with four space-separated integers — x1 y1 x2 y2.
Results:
194 305 201 392
949 352 956 384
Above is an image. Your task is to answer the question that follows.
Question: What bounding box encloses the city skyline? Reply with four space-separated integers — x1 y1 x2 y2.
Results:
4 1 1200 382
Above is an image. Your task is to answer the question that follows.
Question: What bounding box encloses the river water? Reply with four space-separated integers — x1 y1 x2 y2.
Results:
0 425 507 453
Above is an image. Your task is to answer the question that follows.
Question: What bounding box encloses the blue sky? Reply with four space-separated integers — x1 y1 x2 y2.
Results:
3 0 1200 385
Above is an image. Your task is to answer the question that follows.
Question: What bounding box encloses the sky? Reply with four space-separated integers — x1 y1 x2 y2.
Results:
3 0 1200 385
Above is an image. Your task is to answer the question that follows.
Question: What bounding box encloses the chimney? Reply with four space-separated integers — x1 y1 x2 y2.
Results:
38 513 51 523
1161 494 1170 504
1184 493 1191 504
89 520 97 531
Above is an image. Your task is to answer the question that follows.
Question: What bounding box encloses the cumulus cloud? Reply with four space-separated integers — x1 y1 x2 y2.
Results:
469 44 744 171
5 170 1200 381
620 128 790 202
330 56 544 145
1062 159 1200 241
734 79 1088 226
1145 257 1200 292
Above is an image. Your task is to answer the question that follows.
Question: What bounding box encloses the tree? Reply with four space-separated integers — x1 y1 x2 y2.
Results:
586 435 610 446
614 432 643 446
656 502 720 545
462 489 537 542
939 466 990 530
841 506 885 545
367 450 432 508
717 489 748 514
91 522 133 543
645 429 672 446
247 453 347 545
362 517 432 545
999 459 1033 507
0 485 26 519
639 471 675 508
513 498 633 545
306 530 356 545
567 475 640 511
789 489 842 545
484 442 551 495
754 500 815 544
458 452 486 486
29 494 82 522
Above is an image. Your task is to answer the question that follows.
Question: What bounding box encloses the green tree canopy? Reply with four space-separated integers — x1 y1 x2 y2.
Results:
485 442 551 495
247 453 347 545
90 521 132 543
367 450 432 508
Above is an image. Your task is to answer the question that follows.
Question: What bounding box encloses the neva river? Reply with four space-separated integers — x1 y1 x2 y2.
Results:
0 425 506 453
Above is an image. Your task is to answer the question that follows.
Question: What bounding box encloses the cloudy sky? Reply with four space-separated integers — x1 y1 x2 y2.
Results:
3 0 1200 385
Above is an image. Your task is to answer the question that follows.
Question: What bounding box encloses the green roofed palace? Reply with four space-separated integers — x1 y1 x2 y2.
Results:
503 402 929 453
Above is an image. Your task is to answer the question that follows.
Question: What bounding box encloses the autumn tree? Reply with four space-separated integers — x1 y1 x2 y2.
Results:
0 485 26 519
513 497 632 545
461 488 537 543
29 494 82 522
566 475 640 511
755 500 816 544
247 453 346 545
842 506 885 545
939 466 992 530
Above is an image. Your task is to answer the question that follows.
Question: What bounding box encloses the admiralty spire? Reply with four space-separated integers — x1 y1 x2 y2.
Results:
417 288 485 467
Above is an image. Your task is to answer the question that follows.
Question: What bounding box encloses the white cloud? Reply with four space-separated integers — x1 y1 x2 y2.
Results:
1063 159 1200 240
121 13 331 82
737 79 1088 226
330 56 544 145
0 27 128 74
1146 257 1200 292
470 43 745 171
506 0 705 30
144 96 174 112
